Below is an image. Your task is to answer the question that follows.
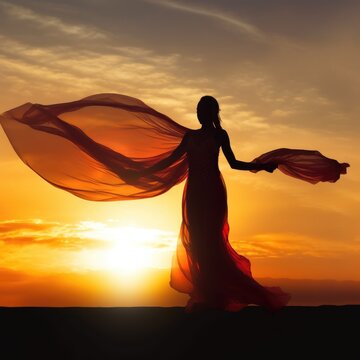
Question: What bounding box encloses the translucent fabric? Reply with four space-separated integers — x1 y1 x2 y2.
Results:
250 147 349 184
0 93 350 311
0 93 189 201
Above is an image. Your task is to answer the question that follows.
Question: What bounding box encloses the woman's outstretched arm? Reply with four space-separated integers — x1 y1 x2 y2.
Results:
220 129 276 172
122 132 189 183
141 131 190 176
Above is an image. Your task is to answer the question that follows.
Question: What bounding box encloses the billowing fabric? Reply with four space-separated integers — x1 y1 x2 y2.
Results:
250 147 349 184
0 93 349 311
0 93 189 201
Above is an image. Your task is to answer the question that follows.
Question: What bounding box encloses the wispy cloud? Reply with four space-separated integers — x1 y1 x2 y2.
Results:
0 219 104 249
145 0 264 39
0 219 177 274
0 35 219 128
0 35 172 91
0 1 106 39
0 219 176 250
232 231 360 259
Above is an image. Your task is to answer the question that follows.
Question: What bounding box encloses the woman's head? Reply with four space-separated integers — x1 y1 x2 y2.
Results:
197 96 222 129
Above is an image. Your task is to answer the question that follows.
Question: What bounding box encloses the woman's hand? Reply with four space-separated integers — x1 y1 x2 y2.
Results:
263 162 278 173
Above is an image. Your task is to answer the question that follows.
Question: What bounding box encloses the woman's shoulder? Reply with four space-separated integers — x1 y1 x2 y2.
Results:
188 127 226 134
217 128 227 135
213 128 227 141
187 128 227 137
186 127 227 146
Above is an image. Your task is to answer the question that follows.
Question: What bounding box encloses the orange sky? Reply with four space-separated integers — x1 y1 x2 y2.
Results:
0 0 359 306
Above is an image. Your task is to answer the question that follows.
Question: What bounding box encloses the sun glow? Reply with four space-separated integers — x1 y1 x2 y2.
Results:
77 222 177 278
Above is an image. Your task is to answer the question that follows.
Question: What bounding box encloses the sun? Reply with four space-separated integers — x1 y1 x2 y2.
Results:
99 228 155 275
76 222 176 278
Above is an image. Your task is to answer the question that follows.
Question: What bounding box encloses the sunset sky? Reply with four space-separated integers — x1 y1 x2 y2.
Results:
1 0 359 306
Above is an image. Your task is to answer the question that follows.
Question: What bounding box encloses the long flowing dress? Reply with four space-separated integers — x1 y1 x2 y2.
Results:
171 128 291 311
0 93 350 311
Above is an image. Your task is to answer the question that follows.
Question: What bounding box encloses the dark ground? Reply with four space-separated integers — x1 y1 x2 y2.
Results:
0 306 359 359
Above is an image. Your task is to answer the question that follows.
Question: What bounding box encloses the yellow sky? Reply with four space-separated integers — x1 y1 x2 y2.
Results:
0 0 359 306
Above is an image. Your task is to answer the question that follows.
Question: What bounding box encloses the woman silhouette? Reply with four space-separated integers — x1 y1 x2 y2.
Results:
0 93 349 312
129 95 287 311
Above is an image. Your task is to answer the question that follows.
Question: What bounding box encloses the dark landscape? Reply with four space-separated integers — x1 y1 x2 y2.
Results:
1 306 359 359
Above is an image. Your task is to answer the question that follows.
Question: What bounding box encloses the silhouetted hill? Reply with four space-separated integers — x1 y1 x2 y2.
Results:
1 306 359 359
